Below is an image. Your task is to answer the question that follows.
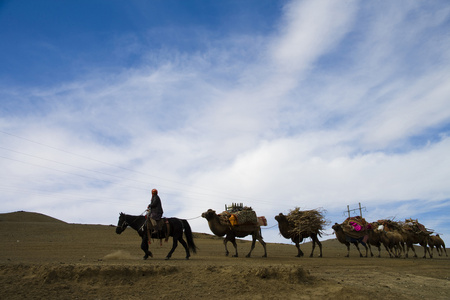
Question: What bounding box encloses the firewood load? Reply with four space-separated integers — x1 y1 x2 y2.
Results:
376 219 402 232
401 218 433 234
286 207 328 236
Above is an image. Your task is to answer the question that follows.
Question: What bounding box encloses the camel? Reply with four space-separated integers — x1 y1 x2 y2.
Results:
274 213 322 257
367 223 383 258
428 235 448 257
398 227 431 258
201 209 267 258
332 223 369 257
376 227 405 258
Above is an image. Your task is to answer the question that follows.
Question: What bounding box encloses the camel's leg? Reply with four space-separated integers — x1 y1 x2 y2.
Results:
228 236 238 257
383 244 393 258
368 244 374 257
223 238 230 256
406 243 417 258
245 235 257 258
443 247 448 257
362 242 369 258
345 242 351 257
422 244 430 259
398 242 405 257
410 244 417 257
258 236 267 258
353 242 364 257
310 235 322 258
295 242 304 257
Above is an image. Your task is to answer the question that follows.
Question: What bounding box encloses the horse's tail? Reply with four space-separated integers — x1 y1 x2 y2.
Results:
182 219 197 254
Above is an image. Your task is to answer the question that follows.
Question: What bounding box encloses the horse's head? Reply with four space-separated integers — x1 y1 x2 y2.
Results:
116 212 128 234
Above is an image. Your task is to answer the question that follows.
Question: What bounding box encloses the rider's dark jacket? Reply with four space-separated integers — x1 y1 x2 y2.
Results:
148 194 163 220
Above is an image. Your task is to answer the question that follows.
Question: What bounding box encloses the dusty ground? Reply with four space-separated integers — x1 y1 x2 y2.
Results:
1 211 449 300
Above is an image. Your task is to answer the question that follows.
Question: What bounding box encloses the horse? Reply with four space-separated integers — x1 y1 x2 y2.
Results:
115 212 197 260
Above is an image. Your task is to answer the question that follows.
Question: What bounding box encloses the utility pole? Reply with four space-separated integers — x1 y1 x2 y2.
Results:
345 202 366 218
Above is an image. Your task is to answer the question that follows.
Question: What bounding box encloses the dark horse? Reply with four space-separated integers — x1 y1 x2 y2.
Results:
115 213 197 260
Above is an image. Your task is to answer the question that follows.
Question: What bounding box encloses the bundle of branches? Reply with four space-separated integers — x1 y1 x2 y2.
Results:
400 218 433 234
286 207 328 236
376 219 402 232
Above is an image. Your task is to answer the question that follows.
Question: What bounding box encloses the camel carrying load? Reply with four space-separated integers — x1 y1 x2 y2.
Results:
286 207 327 237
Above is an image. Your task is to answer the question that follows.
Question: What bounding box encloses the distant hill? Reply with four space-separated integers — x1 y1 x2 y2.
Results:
0 211 67 224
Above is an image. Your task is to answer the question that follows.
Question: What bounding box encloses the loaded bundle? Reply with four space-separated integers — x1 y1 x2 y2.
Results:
341 216 371 239
218 206 265 227
376 219 402 232
400 218 433 234
286 207 328 236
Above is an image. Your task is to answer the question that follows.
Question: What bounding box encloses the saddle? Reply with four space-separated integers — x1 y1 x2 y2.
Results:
146 217 170 245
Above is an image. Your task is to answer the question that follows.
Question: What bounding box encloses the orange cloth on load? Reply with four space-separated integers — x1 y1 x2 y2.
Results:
229 214 237 226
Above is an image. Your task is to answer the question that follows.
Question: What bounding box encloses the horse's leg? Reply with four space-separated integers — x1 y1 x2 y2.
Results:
141 237 153 259
165 238 178 260
178 237 190 260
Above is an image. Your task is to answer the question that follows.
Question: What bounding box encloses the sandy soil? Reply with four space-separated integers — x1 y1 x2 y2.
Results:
1 211 449 300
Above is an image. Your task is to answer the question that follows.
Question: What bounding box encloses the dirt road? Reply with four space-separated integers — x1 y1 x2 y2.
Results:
1 212 449 299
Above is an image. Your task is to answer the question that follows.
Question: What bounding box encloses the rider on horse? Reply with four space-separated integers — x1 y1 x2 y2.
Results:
147 188 163 233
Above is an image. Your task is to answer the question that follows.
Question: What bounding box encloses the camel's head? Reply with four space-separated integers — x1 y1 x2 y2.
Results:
201 209 216 221
331 223 341 232
274 213 286 222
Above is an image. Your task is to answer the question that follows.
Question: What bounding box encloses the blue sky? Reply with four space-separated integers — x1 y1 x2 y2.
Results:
1 0 450 248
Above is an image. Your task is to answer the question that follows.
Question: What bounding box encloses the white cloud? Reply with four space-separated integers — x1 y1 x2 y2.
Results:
1 0 450 246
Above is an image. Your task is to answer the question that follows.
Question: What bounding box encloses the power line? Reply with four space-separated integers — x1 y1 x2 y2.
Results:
0 130 273 204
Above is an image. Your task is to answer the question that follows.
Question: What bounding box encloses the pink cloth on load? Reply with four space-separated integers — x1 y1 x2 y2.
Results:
349 222 362 231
